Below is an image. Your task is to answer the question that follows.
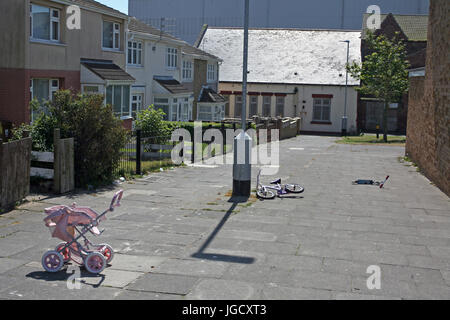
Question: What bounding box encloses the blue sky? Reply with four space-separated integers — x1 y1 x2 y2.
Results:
96 0 128 14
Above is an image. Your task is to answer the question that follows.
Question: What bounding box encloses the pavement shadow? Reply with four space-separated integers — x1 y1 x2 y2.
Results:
26 267 106 288
191 195 255 264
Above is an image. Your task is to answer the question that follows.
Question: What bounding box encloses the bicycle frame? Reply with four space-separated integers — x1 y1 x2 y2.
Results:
257 170 287 195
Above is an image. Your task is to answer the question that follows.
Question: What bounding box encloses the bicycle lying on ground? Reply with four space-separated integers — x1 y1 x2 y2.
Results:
256 169 304 199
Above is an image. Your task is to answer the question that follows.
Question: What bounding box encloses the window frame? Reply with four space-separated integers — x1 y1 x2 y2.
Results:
30 4 60 43
30 78 59 122
103 21 121 50
275 96 285 117
127 40 143 66
207 63 217 83
182 60 193 81
154 97 170 120
166 47 178 69
312 98 332 122
131 93 143 118
262 96 272 117
234 95 242 117
249 95 258 117
106 85 131 118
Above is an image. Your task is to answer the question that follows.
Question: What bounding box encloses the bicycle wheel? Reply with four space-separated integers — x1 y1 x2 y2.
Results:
285 184 304 193
256 188 276 199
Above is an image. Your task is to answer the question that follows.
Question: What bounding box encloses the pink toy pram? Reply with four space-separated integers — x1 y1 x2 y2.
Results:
41 190 123 274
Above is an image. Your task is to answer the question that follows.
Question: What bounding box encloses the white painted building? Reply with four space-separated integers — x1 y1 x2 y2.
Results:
126 17 225 122
197 27 362 134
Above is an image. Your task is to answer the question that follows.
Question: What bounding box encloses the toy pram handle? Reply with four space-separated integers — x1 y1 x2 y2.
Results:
109 190 124 211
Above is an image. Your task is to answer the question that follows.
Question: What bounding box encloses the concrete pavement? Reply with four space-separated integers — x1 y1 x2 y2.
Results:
0 135 449 300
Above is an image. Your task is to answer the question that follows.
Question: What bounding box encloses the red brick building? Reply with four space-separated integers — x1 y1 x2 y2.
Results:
0 0 131 127
358 13 428 134
406 0 450 196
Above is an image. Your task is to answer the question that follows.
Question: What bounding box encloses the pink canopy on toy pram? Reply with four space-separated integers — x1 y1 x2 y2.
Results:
44 205 104 242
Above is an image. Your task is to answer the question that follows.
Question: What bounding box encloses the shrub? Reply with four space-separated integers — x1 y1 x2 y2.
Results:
31 90 128 187
135 105 172 143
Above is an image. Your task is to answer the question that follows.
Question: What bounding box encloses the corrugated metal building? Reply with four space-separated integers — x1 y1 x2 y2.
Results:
129 0 429 44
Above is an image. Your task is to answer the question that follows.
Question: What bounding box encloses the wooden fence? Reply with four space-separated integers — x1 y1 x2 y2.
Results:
0 135 32 210
31 129 74 194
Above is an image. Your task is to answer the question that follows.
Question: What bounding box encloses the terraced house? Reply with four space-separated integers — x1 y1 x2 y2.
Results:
126 17 225 122
0 0 134 125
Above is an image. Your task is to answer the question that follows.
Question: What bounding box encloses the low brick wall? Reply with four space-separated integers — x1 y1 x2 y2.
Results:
405 0 450 196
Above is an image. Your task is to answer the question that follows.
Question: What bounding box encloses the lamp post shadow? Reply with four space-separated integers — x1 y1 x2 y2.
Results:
191 196 255 264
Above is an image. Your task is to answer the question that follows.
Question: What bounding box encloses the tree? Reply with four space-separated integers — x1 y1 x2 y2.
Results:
347 31 410 141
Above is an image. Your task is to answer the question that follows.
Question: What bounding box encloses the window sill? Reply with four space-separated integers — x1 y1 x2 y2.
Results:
310 121 332 125
29 39 66 47
102 48 124 53
127 64 144 68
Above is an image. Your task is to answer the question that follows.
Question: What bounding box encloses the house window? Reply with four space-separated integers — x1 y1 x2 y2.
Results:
207 63 217 82
223 95 230 117
103 21 120 50
262 96 271 117
106 85 130 118
30 78 59 121
275 96 285 117
250 96 258 117
131 94 143 118
128 41 143 66
171 98 178 121
82 85 100 94
30 4 60 42
198 105 224 121
313 98 331 122
166 48 178 68
182 61 193 81
181 98 190 121
234 95 242 117
154 98 170 120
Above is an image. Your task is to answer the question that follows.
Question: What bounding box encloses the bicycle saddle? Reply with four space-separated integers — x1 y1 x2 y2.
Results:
270 178 281 185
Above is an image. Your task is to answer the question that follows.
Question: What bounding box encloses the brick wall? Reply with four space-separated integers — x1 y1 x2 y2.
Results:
0 68 80 126
406 0 450 196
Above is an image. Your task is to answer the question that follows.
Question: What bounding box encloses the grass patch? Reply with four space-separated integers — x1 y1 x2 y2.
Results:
336 134 406 145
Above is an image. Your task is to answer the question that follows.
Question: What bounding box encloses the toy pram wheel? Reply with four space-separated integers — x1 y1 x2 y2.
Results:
42 250 64 272
99 244 114 263
285 184 304 193
55 242 71 263
256 188 276 199
84 252 106 274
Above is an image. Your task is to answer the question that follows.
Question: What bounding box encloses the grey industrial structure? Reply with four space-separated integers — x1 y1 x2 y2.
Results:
129 0 429 44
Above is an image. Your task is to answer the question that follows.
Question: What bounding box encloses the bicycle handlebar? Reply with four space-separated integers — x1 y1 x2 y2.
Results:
110 190 124 211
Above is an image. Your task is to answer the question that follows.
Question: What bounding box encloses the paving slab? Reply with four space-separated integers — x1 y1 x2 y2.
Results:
1 135 449 299
127 273 199 295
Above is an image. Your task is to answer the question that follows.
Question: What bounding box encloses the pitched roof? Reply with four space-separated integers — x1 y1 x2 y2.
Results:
153 77 191 94
128 17 220 61
362 14 428 41
198 87 226 103
128 17 180 42
81 59 135 81
198 27 362 86
182 44 221 61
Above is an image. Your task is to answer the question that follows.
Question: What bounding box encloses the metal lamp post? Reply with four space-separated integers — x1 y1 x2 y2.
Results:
341 40 350 136
232 0 252 197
